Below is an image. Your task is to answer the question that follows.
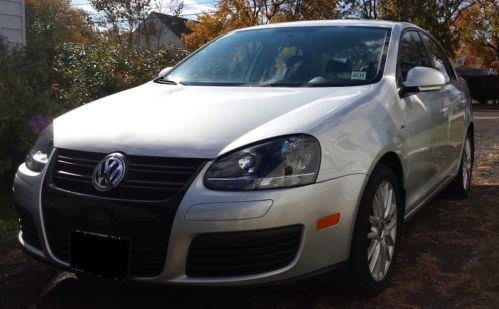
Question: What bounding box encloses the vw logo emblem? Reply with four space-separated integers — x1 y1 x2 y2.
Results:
92 153 126 191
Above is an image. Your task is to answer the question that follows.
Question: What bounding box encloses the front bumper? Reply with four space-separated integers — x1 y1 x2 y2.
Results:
13 160 366 285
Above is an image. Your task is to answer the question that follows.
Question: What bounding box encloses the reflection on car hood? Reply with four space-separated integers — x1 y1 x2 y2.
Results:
54 81 371 158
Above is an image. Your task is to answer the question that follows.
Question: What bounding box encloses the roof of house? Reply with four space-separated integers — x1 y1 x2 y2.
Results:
151 12 195 38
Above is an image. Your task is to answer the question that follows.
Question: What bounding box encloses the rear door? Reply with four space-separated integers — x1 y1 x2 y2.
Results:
420 32 466 177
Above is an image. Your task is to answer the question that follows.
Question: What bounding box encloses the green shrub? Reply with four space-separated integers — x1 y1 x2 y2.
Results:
53 43 189 109
0 43 189 188
0 46 55 188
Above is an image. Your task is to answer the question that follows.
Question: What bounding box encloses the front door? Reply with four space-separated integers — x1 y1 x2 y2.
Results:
397 30 441 210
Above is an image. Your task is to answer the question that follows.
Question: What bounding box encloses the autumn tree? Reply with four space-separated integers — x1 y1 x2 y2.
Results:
277 0 340 21
182 0 339 51
410 0 480 56
454 0 498 66
339 0 379 19
376 0 402 20
25 0 96 87
90 0 152 46
182 0 267 51
337 0 403 19
0 0 98 183
90 0 186 48
26 0 95 48
346 0 481 56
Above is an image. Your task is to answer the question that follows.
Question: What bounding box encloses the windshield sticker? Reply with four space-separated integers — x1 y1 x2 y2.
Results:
351 71 367 80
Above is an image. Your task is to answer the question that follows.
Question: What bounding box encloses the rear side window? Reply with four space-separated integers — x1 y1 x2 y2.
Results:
421 33 455 82
398 31 432 82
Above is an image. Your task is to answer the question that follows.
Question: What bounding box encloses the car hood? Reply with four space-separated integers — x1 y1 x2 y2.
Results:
54 82 371 158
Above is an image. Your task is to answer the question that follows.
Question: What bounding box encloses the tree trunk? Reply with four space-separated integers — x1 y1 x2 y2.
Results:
400 0 409 21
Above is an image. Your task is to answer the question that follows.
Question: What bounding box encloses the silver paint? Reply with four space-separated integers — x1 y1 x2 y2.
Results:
14 20 472 285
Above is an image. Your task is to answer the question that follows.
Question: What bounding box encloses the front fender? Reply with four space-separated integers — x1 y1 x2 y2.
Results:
309 78 405 182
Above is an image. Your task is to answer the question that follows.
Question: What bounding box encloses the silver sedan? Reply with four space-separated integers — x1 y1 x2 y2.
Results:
14 20 473 295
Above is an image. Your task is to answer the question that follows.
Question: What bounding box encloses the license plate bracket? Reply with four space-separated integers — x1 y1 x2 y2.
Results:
70 231 130 280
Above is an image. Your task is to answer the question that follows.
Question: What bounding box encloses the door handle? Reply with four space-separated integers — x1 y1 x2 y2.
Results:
440 98 452 117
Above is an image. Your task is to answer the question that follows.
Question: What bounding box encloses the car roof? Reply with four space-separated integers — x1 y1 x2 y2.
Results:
239 19 417 31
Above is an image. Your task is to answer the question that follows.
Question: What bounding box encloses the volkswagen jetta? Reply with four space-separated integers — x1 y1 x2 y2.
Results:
14 20 473 295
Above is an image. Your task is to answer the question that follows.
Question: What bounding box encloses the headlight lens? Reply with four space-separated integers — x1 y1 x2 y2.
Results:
204 135 321 190
25 125 53 172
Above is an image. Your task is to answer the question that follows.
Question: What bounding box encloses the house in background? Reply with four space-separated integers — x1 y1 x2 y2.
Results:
0 0 26 46
134 12 195 49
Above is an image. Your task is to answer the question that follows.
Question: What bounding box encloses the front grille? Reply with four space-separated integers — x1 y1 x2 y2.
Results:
186 225 302 278
43 149 206 278
52 148 206 201
17 207 42 250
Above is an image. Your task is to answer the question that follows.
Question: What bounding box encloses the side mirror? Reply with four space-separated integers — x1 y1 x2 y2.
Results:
401 67 446 96
158 67 173 78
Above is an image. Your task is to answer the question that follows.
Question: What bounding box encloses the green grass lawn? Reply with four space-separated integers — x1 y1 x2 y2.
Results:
0 193 18 240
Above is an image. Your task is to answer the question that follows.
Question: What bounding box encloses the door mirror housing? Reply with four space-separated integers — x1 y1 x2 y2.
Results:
158 67 173 78
400 66 446 96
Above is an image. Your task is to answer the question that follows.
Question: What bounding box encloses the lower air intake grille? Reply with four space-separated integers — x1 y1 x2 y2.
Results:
186 225 302 278
17 207 42 250
42 192 179 277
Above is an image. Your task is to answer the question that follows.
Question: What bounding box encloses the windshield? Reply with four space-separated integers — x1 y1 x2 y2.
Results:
162 26 390 87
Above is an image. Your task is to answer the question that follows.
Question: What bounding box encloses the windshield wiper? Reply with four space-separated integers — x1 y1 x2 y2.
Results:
259 82 307 87
154 77 177 85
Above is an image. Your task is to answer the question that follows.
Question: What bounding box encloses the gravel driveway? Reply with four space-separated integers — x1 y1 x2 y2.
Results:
1 110 498 309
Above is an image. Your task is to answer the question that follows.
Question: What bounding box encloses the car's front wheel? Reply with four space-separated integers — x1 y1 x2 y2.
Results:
349 164 402 296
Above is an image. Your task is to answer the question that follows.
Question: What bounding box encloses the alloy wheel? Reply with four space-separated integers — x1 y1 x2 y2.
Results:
462 137 472 191
367 180 397 282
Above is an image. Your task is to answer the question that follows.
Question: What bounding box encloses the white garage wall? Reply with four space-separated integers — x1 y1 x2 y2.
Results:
0 0 26 46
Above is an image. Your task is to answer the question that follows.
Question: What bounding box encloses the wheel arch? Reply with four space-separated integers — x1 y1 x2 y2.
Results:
347 150 406 286
348 150 406 258
468 121 474 144
375 152 406 218
458 121 475 170
469 120 475 155
377 152 404 191
358 150 407 223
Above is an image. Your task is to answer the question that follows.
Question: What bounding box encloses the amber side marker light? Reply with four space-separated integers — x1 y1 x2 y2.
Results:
316 213 341 230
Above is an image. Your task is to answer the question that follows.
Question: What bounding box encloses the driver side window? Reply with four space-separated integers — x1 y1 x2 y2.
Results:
421 33 454 82
398 31 433 82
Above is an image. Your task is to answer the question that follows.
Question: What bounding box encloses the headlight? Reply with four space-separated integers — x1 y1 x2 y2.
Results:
25 125 53 172
204 135 321 190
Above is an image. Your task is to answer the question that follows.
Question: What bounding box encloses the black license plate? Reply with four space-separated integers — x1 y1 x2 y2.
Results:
71 231 130 280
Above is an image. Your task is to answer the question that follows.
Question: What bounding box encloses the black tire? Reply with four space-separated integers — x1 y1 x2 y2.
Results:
443 132 474 199
349 164 403 296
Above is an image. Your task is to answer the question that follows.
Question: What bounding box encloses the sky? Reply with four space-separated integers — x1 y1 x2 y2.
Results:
70 0 217 20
